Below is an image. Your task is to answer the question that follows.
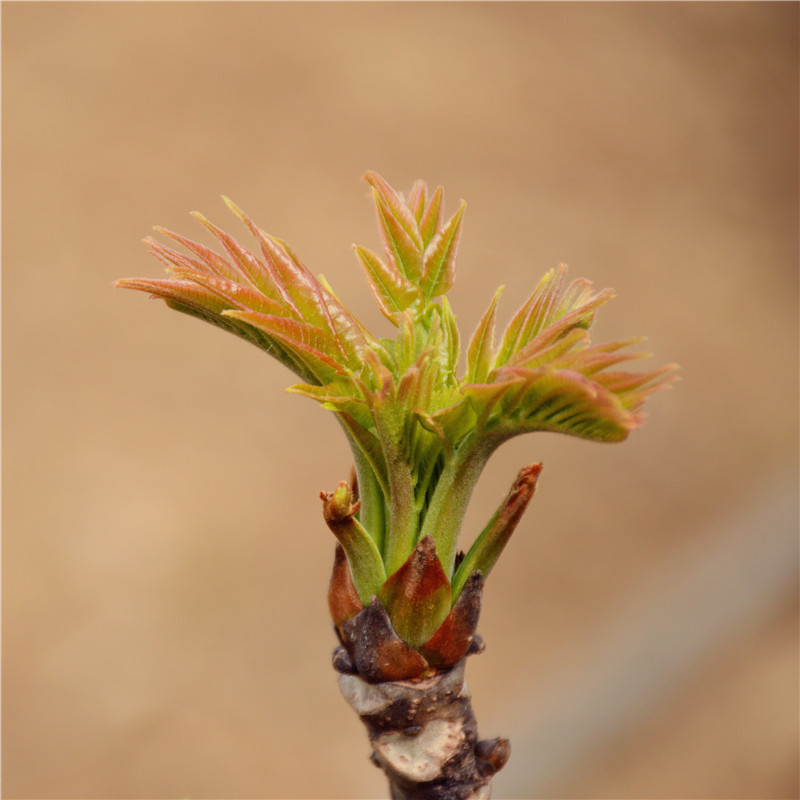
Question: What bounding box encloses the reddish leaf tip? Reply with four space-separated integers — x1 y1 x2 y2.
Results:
380 535 452 649
420 570 484 669
321 481 360 524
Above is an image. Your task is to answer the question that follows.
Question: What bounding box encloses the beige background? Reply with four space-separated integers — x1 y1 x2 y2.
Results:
3 3 798 798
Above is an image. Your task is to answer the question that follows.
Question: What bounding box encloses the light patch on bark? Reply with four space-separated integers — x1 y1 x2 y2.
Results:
374 718 464 782
336 658 508 800
338 672 394 717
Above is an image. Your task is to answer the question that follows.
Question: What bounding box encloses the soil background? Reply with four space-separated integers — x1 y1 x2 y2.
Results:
3 3 798 798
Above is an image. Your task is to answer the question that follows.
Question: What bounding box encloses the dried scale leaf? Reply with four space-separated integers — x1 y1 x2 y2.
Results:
336 657 506 798
340 597 429 682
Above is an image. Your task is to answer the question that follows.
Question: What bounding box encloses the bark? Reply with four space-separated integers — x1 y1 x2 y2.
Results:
335 654 509 800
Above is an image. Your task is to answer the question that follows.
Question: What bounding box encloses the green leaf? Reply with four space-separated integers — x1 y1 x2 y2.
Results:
347 438 388 554
504 327 589 372
452 463 542 599
364 172 424 281
593 363 680 414
190 212 277 298
439 296 460 379
143 292 311 378
117 178 678 624
462 378 520 432
413 406 452 457
113 277 232 316
466 286 503 384
489 366 634 442
287 382 372 427
223 198 369 364
419 185 444 248
494 266 613 369
150 227 255 286
502 290 614 370
353 245 421 322
371 401 418 576
364 172 423 246
321 482 386 605
555 337 648 377
316 275 378 362
393 312 418 376
335 410 391 499
428 395 478 450
222 310 348 384
221 312 340 361
421 201 465 298
168 270 295 318
144 237 225 283
406 179 427 224
379 535 452 649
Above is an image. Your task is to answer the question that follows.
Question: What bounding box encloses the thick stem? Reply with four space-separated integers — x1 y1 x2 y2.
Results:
336 659 509 800
351 439 388 553
419 435 494 576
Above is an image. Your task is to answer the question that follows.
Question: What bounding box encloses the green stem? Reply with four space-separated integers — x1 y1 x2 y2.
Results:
370 402 420 577
418 433 498 577
349 439 387 554
382 450 418 576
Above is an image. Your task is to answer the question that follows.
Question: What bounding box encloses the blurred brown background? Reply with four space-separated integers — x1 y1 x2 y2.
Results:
3 3 798 799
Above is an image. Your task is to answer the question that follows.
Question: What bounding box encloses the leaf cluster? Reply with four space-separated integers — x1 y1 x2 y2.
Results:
116 172 676 646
